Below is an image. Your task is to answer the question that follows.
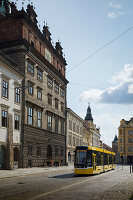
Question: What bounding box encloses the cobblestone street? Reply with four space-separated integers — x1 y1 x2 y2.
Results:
0 165 132 200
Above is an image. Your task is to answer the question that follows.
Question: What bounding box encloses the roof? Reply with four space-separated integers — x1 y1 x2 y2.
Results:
67 107 84 123
76 145 115 155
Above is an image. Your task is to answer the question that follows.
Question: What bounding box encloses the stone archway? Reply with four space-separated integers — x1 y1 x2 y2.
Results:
14 147 19 169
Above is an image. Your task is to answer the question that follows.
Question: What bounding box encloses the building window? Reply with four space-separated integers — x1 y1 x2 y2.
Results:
120 138 122 143
61 120 64 134
55 98 59 109
37 90 42 100
37 146 41 156
60 88 65 98
69 120 72 131
28 83 33 95
73 123 75 132
2 79 8 98
80 127 82 135
28 145 32 156
47 77 53 88
129 147 133 152
77 125 79 134
27 62 34 74
55 118 58 133
37 111 42 128
68 135 72 146
120 147 122 152
128 138 133 143
48 115 52 131
14 114 19 130
15 88 20 103
61 102 64 112
54 82 59 94
73 136 75 147
48 94 52 105
45 48 52 63
128 130 133 135
28 107 33 125
37 69 43 81
2 110 7 127
119 129 122 135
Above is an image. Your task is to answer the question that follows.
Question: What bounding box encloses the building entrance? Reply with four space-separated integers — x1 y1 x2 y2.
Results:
0 145 5 169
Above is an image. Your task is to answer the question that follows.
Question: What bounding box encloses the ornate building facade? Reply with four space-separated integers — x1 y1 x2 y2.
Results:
84 104 100 147
66 108 84 163
118 118 133 164
0 1 68 168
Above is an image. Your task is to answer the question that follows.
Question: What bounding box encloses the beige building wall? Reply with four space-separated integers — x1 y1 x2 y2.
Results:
118 118 133 164
66 108 84 163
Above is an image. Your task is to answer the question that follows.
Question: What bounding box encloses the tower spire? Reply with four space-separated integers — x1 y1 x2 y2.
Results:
85 103 93 122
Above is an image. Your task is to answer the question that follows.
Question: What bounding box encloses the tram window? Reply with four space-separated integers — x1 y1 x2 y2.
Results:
109 155 112 164
96 152 101 166
87 151 92 167
112 156 114 164
104 154 108 165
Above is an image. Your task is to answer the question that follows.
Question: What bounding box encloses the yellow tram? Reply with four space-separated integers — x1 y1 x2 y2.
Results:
74 146 116 175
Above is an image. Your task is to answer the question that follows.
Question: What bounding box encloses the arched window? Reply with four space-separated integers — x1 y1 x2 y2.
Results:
14 147 19 162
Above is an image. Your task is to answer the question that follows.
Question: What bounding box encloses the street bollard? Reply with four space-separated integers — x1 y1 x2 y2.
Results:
132 165 133 173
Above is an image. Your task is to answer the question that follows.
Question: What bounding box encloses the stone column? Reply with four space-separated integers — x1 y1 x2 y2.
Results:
7 114 14 170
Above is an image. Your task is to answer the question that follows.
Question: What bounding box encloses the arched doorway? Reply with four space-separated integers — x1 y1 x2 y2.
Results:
0 145 6 169
68 152 71 162
14 147 19 169
47 145 52 160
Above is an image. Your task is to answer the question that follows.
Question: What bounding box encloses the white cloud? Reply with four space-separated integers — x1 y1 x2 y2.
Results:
111 64 133 84
128 84 133 94
108 2 125 19
79 64 133 105
109 2 122 9
108 12 118 19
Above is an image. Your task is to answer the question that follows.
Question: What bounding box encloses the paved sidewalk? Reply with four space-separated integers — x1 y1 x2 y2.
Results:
0 165 74 179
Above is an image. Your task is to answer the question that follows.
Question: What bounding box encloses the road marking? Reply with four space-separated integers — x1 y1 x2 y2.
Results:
29 170 116 200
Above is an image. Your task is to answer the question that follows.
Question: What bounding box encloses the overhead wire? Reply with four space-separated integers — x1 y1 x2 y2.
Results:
67 26 133 73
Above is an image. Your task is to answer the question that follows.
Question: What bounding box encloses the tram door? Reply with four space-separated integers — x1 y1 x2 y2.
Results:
101 155 104 171
92 153 96 171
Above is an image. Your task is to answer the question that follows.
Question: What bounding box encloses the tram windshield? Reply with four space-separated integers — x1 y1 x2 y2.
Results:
76 151 87 165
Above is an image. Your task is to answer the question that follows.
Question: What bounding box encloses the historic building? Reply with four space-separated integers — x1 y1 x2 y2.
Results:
66 108 84 163
112 135 119 163
118 118 133 164
0 1 68 167
84 104 100 147
112 135 118 153
0 50 23 169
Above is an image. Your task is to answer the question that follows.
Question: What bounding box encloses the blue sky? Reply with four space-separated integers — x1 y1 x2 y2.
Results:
17 0 133 146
